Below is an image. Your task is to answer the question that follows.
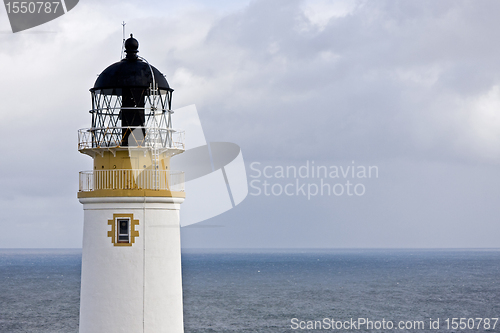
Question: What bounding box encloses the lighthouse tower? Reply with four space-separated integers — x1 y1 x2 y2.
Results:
77 35 185 333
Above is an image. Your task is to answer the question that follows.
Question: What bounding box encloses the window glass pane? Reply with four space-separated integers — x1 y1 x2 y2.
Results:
117 219 129 242
119 220 128 235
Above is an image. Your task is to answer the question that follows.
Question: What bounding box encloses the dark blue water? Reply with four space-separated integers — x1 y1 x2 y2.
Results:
1 249 499 332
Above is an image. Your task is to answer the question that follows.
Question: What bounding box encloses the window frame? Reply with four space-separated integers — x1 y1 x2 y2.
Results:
116 218 131 243
107 213 139 247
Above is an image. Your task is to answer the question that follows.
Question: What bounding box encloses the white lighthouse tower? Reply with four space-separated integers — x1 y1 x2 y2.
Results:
77 35 186 333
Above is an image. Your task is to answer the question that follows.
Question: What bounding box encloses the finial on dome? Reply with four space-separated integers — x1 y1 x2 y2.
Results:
124 33 139 60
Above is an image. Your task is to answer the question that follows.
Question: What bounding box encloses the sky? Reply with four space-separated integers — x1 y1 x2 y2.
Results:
1 0 500 248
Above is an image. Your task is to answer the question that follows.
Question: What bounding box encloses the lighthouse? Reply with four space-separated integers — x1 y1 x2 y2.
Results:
77 35 186 333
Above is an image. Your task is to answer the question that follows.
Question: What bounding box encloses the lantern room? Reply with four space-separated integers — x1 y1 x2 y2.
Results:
77 34 185 195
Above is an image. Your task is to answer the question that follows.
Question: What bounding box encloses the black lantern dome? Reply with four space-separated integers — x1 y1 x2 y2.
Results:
92 34 172 92
85 34 175 148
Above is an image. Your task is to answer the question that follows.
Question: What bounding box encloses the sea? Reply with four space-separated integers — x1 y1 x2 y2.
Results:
0 249 499 332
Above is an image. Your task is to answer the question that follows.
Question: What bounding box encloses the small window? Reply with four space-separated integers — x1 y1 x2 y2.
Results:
117 218 130 243
108 214 138 246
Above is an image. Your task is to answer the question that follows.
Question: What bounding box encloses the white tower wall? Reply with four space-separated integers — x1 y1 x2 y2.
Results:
79 196 184 333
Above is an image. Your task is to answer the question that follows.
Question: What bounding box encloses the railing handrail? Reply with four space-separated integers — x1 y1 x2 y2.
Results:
80 126 182 132
78 126 185 151
79 169 185 192
79 169 184 173
88 106 172 112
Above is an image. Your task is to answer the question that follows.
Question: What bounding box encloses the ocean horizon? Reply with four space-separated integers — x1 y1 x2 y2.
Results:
1 248 499 332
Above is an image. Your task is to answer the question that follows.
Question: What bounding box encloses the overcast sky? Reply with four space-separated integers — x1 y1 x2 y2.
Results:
1 0 500 248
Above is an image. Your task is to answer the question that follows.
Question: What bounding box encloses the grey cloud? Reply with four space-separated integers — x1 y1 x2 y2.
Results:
152 0 500 164
2 0 500 248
